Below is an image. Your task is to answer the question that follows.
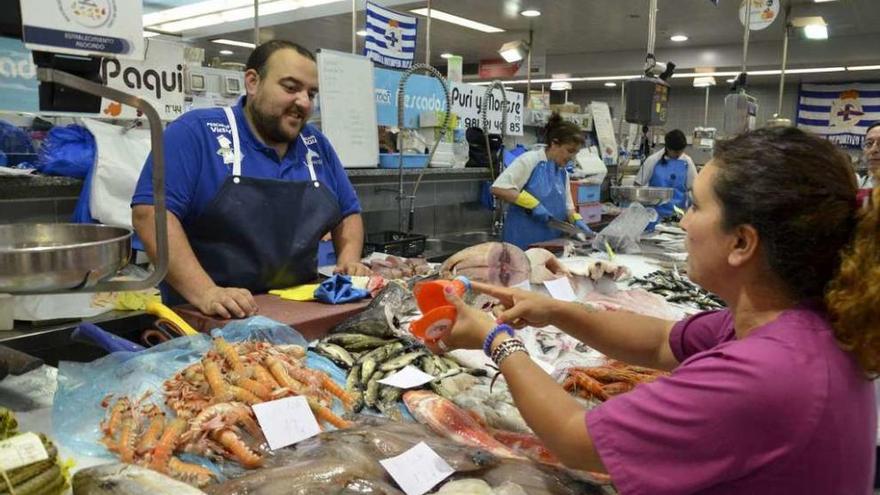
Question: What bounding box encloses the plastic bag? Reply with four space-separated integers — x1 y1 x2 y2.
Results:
0 120 35 166
35 124 95 178
591 203 657 254
52 316 342 462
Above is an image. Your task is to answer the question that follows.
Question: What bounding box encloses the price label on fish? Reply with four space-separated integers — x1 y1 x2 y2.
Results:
0 433 49 472
380 441 455 495
379 365 436 389
252 396 321 451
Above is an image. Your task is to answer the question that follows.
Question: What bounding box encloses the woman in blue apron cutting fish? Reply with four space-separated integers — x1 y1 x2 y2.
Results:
132 41 370 319
635 129 698 219
491 113 592 249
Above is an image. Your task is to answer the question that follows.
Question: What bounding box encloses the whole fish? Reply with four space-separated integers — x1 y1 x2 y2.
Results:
403 390 523 460
323 333 397 351
313 342 355 369
73 463 207 495
330 282 418 338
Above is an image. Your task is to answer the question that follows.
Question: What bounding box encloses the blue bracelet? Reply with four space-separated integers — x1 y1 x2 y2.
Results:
483 324 515 357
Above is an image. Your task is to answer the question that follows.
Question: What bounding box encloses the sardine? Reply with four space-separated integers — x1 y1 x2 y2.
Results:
378 350 426 372
323 334 397 351
73 463 206 495
314 342 355 369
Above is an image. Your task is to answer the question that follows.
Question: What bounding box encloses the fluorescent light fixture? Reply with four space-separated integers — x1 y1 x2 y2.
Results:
785 66 843 74
604 82 617 87
726 78 736 83
410 8 505 33
356 29 367 37
213 39 256 49
143 31 160 38
521 9 541 17
847 65 880 71
814 0 838 2
670 34 688 42
146 0 342 32
440 53 454 59
550 81 572 91
791 16 825 28
499 40 528 63
219 49 234 55
693 76 716 87
804 24 828 39
672 71 740 78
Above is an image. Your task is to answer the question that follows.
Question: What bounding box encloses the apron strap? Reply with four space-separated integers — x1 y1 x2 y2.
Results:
301 134 320 187
223 106 243 182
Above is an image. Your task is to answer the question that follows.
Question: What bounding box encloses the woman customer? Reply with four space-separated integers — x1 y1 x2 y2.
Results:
438 127 878 494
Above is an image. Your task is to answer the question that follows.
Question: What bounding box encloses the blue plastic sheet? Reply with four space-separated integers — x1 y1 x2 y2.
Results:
53 316 345 461
34 124 95 178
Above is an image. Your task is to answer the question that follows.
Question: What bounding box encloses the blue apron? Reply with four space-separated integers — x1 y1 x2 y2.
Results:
502 159 569 250
649 156 689 219
161 107 342 305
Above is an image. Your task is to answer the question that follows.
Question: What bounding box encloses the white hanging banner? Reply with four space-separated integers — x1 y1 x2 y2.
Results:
738 0 780 31
99 39 186 121
450 83 524 136
21 0 144 60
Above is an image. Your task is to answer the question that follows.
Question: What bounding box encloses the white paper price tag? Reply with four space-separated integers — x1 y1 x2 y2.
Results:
378 365 436 389
543 277 576 302
252 396 321 451
380 441 455 495
0 433 49 472
512 279 532 291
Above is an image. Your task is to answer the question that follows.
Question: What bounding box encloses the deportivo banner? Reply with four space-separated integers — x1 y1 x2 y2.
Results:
797 82 880 148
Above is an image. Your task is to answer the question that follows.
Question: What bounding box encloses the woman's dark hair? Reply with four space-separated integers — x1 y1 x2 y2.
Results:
664 129 687 152
545 112 585 147
245 40 316 78
715 127 880 376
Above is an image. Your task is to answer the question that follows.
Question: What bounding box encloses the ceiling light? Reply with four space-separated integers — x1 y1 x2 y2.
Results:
847 65 880 71
520 9 541 17
440 53 454 59
212 39 256 49
144 0 252 26
550 81 572 91
693 76 716 87
726 78 736 83
604 82 617 87
814 0 838 2
146 0 342 32
499 40 529 63
143 31 160 38
356 29 367 37
804 24 828 40
670 34 688 42
410 8 505 33
219 49 234 55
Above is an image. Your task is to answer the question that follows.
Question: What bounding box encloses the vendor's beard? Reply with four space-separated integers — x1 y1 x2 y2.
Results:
247 104 304 145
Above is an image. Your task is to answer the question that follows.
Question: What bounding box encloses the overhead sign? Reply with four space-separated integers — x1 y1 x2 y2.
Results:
21 0 144 60
478 59 520 79
374 66 448 128
797 83 880 149
738 0 779 31
0 38 39 113
99 39 185 121
450 82 524 136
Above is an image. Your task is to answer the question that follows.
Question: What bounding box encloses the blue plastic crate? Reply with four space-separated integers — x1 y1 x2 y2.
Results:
378 153 429 169
572 183 601 204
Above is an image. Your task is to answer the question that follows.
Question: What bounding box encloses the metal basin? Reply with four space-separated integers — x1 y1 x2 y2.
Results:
0 223 132 293
612 186 674 206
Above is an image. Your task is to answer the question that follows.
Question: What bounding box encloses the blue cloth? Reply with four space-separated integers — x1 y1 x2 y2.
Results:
502 159 569 249
314 274 369 304
648 156 689 219
131 96 361 228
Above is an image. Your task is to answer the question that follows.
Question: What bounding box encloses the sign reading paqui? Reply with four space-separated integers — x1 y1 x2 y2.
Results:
21 0 144 60
99 39 186 121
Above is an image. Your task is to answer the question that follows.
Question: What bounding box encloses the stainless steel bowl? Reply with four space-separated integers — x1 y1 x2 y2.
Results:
612 186 674 206
0 223 132 293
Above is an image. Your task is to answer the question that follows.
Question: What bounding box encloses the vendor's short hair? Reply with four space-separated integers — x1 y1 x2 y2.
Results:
664 129 687 152
245 40 316 78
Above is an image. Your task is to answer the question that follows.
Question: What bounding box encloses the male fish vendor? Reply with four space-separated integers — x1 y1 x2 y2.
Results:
132 40 370 319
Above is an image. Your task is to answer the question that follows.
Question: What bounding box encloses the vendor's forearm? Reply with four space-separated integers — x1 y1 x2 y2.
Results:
331 213 365 264
494 339 605 472
548 300 679 371
491 187 520 204
132 205 217 301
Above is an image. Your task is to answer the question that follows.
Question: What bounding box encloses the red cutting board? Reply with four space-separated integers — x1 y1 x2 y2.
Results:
173 294 369 341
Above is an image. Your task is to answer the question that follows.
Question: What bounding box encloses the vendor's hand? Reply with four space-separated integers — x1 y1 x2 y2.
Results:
472 281 559 329
429 286 497 353
334 261 372 277
194 286 257 319
530 204 554 224
574 219 593 234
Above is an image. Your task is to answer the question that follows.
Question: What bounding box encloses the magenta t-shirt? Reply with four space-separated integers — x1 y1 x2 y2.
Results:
586 305 876 495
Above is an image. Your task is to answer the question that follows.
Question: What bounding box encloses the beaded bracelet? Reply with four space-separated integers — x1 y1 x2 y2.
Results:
490 338 528 367
482 323 515 357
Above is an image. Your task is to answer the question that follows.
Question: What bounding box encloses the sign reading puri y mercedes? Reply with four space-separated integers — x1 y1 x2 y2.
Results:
21 0 144 60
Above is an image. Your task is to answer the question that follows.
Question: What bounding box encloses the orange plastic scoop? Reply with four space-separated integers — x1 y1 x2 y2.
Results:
409 305 458 343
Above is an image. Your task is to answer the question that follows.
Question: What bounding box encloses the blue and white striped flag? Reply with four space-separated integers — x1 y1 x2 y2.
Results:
797 82 880 148
364 1 418 69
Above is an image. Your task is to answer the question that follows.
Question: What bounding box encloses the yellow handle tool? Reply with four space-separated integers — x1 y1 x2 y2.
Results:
145 301 199 336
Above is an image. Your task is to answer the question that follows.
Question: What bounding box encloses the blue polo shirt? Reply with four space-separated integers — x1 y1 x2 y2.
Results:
132 97 361 228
